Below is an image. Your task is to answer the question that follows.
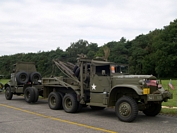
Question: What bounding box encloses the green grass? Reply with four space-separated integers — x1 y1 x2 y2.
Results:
0 79 9 85
161 80 177 115
161 108 177 116
161 80 177 107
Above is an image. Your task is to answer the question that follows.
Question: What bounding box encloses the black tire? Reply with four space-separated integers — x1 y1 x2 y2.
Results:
5 86 13 100
16 71 29 84
143 103 161 116
48 92 62 110
32 87 39 103
74 68 80 78
24 87 35 103
73 65 78 73
90 106 105 110
62 93 78 113
115 96 138 122
30 72 42 85
0 83 3 89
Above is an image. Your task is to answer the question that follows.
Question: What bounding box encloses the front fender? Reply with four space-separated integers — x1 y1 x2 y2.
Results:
111 84 143 95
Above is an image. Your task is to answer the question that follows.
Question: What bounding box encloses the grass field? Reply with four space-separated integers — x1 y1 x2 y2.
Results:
0 79 9 84
161 79 177 115
0 79 176 115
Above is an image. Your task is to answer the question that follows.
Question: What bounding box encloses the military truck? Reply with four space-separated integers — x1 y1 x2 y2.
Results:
4 56 173 122
4 62 42 103
43 55 172 122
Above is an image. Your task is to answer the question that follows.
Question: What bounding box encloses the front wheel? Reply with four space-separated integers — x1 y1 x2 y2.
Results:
5 86 13 100
143 103 161 116
115 96 138 122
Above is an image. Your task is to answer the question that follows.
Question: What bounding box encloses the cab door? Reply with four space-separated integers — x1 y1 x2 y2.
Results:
89 65 111 104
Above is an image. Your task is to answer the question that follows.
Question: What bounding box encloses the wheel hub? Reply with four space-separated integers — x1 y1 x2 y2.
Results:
66 99 72 108
119 102 131 116
51 97 56 105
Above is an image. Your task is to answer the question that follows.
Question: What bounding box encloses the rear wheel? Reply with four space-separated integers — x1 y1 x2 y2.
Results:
143 103 161 116
32 87 39 103
48 92 62 110
5 86 13 100
24 87 35 103
115 96 138 122
62 93 78 113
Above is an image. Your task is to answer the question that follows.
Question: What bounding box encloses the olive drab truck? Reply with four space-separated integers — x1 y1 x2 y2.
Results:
44 55 172 122
4 62 43 103
4 56 173 122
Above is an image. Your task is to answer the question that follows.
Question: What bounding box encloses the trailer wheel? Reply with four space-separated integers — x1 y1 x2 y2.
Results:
30 72 42 85
63 93 78 113
16 71 29 84
32 87 39 103
90 106 105 110
143 103 161 116
5 86 13 100
24 87 35 103
115 96 138 122
48 92 62 110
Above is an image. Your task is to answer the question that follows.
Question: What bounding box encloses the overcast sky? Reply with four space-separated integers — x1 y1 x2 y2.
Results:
0 0 176 56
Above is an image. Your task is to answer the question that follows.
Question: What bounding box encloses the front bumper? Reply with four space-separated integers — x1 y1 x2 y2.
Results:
147 91 173 101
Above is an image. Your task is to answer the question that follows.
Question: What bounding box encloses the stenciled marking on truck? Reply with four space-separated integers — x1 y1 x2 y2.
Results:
92 84 96 90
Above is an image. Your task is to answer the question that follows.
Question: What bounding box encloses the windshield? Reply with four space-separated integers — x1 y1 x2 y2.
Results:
111 65 129 74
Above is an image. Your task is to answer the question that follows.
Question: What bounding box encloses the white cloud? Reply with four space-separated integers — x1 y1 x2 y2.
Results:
0 0 177 56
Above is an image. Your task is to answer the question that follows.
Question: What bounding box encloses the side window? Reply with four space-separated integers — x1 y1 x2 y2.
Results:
96 65 110 76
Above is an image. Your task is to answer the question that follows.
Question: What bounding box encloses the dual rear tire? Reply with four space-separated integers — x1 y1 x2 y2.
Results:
48 92 80 113
24 87 39 103
48 92 63 110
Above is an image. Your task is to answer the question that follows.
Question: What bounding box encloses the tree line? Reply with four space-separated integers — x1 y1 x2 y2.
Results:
0 19 177 79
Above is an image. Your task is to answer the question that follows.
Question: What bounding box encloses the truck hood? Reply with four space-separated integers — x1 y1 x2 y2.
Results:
113 75 156 79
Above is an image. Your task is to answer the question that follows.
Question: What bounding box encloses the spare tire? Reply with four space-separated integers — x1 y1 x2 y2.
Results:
73 65 78 73
30 72 42 85
16 71 29 84
74 68 80 78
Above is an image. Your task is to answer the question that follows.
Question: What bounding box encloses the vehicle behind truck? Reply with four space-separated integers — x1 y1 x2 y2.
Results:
4 62 43 103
